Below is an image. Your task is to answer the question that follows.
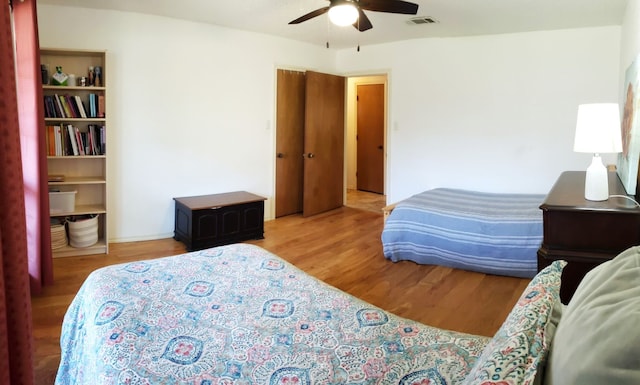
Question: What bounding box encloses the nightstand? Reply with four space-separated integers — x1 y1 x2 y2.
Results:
537 171 640 303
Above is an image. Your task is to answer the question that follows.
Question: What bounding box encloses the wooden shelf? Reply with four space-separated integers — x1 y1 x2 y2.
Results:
52 239 108 258
49 204 106 217
43 85 105 91
45 118 106 123
49 177 105 185
42 48 109 257
47 155 106 160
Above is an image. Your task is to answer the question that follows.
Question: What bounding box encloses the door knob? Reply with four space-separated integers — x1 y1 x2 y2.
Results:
277 153 284 158
306 153 315 158
378 145 383 150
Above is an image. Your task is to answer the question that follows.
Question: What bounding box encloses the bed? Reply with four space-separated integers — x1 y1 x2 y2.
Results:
381 188 545 278
56 243 568 385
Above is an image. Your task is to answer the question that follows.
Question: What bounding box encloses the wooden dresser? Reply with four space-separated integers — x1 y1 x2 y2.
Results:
538 171 640 303
174 191 266 251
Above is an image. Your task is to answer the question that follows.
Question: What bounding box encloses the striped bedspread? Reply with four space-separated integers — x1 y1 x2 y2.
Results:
381 188 545 278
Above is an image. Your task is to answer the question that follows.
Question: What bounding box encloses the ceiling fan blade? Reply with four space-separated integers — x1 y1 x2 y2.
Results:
288 6 330 24
353 8 373 32
358 0 419 15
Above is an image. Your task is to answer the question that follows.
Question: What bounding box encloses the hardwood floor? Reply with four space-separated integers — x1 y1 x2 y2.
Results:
32 205 530 384
346 188 387 213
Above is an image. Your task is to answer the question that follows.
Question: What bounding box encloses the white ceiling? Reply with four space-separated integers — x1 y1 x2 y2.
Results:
39 0 629 49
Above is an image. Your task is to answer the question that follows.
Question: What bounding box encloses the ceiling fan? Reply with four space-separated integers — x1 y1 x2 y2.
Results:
289 0 419 32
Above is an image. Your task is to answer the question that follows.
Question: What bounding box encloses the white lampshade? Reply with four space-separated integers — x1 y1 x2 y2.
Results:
573 103 623 201
328 2 359 26
573 103 622 153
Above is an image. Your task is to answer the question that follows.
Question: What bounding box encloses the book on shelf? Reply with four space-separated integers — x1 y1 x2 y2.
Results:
44 96 58 118
100 125 106 155
74 95 87 118
48 174 65 182
66 124 79 156
66 95 81 118
54 125 62 156
88 93 97 118
88 125 97 155
74 127 85 156
44 94 93 119
55 95 64 118
98 95 105 118
46 125 66 156
46 125 55 155
58 95 73 118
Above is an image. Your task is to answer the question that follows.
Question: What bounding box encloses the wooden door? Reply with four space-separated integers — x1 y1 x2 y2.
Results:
356 83 384 194
275 69 305 217
303 71 345 217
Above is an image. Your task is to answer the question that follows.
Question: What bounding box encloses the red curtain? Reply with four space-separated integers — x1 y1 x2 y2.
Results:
0 1 36 383
14 0 53 293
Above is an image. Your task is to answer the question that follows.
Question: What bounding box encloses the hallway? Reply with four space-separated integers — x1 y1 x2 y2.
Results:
346 189 386 214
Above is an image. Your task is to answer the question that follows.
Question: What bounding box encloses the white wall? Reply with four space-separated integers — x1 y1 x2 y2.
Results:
337 27 621 203
38 4 626 242
38 5 335 242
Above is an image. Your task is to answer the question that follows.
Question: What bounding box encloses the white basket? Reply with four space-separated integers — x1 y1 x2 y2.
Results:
67 215 98 248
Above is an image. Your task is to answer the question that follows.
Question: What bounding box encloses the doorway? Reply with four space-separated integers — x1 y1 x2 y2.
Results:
356 83 384 194
346 75 387 210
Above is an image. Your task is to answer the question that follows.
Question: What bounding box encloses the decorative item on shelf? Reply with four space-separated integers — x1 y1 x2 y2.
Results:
88 66 94 86
573 103 623 201
51 66 68 86
94 66 102 87
67 214 99 248
41 64 49 85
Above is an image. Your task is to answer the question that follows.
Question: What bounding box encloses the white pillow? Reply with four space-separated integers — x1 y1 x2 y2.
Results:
546 246 640 385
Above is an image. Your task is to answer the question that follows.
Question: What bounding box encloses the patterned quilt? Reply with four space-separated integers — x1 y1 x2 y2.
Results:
56 243 490 384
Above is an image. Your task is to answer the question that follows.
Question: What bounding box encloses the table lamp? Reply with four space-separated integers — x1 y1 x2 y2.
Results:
573 103 623 201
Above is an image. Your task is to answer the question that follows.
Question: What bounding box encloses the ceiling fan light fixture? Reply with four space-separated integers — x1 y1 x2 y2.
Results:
328 2 359 26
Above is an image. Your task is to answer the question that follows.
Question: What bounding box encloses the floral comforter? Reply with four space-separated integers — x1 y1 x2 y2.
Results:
55 243 490 384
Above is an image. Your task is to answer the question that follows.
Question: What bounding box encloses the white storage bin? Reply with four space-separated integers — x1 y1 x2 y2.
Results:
68 215 98 248
49 190 77 214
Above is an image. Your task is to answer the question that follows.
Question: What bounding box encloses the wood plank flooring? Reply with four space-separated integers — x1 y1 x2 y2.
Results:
31 205 530 384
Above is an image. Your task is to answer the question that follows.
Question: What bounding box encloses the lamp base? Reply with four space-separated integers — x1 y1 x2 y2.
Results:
584 154 609 201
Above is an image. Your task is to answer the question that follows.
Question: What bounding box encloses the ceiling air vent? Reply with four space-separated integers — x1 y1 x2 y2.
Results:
407 16 438 25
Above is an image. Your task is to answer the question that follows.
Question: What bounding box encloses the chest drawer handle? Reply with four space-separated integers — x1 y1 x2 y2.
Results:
210 206 221 210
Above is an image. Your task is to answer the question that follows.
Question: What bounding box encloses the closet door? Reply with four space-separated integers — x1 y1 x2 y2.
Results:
356 83 384 194
275 69 305 217
302 71 345 217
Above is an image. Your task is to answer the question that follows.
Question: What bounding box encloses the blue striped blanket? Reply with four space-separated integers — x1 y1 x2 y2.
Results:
381 188 545 278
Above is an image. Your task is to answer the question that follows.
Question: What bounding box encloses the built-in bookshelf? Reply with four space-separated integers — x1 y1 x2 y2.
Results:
41 48 108 257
